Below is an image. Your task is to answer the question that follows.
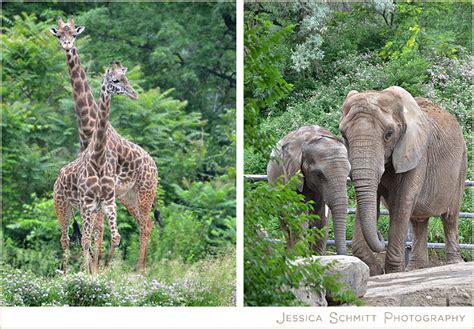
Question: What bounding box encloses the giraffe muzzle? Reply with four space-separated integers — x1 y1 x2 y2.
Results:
127 89 138 100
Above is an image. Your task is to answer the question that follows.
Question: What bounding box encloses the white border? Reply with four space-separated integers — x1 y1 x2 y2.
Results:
236 0 244 309
1 307 473 328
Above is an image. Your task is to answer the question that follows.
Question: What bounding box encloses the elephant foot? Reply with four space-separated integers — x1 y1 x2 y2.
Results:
385 262 404 274
405 261 429 272
445 254 464 264
367 263 384 276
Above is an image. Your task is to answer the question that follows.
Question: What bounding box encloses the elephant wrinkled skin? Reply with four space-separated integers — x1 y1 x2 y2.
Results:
267 125 350 255
339 86 467 275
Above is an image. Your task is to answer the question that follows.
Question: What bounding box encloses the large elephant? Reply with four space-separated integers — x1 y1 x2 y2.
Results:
267 125 350 255
339 86 467 274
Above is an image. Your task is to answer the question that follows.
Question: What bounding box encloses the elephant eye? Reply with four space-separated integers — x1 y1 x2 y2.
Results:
314 170 324 179
384 130 394 141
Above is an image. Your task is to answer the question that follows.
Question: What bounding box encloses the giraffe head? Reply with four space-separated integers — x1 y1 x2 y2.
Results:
49 16 84 51
104 61 138 100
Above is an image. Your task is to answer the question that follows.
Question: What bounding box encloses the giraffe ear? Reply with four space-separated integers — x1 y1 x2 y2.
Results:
122 67 128 74
74 26 85 36
49 27 59 36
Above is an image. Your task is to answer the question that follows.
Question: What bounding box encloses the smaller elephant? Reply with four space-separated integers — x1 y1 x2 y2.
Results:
267 125 350 255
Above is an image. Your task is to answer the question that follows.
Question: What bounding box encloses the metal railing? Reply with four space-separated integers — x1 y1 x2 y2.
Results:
245 174 474 260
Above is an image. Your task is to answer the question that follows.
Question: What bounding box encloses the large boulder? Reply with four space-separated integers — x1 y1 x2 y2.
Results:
362 262 474 306
291 255 370 305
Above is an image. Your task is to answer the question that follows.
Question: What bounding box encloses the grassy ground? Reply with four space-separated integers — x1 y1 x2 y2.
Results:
0 249 236 306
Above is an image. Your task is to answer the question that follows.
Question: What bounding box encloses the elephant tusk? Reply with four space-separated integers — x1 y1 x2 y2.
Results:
325 205 329 218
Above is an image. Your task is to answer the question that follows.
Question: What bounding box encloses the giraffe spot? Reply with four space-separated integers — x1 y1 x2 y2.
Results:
81 71 86 80
81 117 90 127
74 80 83 91
71 70 79 79
72 48 77 55
87 94 94 106
76 98 85 108
86 177 99 185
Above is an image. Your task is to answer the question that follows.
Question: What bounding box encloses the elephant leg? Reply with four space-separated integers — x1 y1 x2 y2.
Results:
385 205 414 273
309 204 328 255
352 209 384 276
279 218 301 251
406 217 429 271
441 211 463 264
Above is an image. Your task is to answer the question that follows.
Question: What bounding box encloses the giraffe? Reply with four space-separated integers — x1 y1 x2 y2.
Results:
50 16 159 272
54 62 138 274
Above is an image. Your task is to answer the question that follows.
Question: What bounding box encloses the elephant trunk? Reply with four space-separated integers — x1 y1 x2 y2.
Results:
350 142 386 253
327 179 349 255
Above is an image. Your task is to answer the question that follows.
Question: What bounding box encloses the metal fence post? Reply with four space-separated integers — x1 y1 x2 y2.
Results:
404 223 413 267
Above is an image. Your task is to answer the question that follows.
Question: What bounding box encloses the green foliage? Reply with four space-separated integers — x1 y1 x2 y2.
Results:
244 9 294 153
244 176 359 306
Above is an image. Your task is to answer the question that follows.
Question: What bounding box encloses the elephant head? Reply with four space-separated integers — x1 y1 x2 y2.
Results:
267 125 351 255
339 86 433 253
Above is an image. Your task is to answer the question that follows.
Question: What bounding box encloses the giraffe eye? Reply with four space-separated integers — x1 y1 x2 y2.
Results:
112 79 119 83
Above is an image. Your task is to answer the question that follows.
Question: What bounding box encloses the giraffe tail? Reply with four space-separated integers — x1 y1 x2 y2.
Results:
153 202 164 229
71 216 82 244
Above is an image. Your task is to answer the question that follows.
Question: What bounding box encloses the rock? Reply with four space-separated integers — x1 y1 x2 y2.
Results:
362 262 474 306
292 285 328 307
318 256 370 299
291 255 370 303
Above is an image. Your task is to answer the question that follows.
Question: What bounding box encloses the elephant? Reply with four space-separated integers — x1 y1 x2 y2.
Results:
267 125 351 255
339 86 467 275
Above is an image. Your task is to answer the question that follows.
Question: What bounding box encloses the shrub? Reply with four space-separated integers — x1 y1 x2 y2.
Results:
62 272 112 306
0 251 235 307
244 175 358 306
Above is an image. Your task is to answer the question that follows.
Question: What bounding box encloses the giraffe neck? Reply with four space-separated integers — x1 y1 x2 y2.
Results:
65 47 98 152
90 82 111 171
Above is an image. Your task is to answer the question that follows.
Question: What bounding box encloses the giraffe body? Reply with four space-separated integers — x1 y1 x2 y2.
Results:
50 17 158 272
55 63 139 273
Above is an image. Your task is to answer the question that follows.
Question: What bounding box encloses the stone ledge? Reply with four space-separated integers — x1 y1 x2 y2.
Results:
362 262 474 306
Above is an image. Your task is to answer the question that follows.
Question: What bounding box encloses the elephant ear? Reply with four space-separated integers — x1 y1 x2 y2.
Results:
387 86 432 173
281 136 305 192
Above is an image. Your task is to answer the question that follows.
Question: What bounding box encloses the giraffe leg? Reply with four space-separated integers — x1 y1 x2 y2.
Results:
118 190 147 271
118 187 154 272
54 197 72 274
136 185 157 272
80 211 94 275
92 210 105 273
103 201 121 266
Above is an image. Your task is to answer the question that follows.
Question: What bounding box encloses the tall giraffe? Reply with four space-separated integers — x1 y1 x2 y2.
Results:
50 16 159 271
54 62 138 274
